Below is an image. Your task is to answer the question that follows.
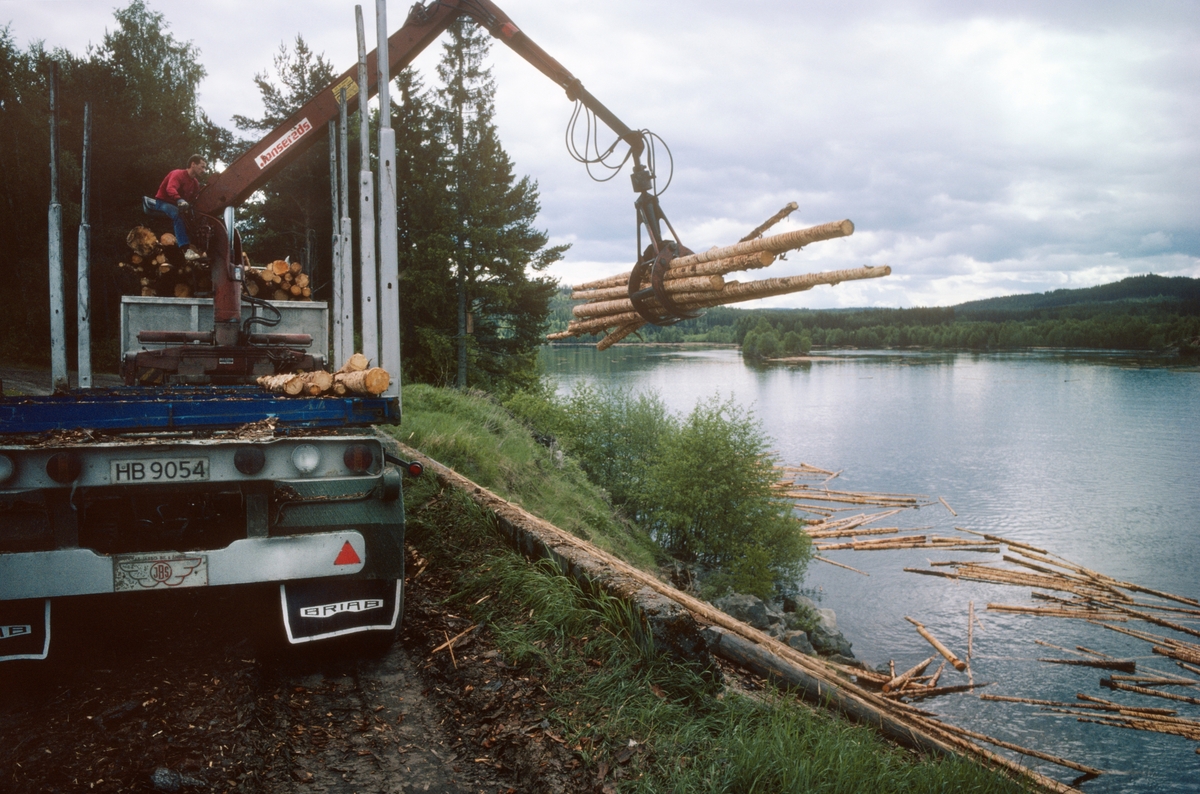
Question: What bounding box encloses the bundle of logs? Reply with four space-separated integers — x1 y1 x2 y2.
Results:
243 258 313 301
116 226 210 298
548 204 891 350
256 352 390 397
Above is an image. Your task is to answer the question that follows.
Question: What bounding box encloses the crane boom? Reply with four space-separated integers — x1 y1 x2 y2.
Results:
197 0 652 215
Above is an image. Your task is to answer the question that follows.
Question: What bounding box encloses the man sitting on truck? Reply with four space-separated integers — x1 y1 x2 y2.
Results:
153 155 207 258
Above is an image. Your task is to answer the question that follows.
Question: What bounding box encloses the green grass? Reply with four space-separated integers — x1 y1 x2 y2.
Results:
386 384 661 569
402 473 1030 794
395 385 1032 793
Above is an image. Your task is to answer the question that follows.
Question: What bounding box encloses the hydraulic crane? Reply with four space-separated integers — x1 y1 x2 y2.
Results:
125 0 690 385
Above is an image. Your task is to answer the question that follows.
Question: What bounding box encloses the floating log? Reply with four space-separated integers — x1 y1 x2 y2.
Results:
1076 693 1179 715
1100 679 1200 706
905 616 967 671
1038 658 1136 673
1076 715 1200 742
955 528 1048 555
883 655 935 693
812 555 869 576
1110 674 1197 687
901 682 992 702
924 716 1103 776
1103 602 1200 640
928 660 946 689
987 604 1125 621
983 693 1177 716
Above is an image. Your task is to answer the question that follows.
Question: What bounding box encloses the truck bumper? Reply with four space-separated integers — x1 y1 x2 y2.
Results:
0 531 380 600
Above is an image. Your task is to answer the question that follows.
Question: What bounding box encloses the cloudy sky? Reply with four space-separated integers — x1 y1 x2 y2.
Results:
4 0 1197 308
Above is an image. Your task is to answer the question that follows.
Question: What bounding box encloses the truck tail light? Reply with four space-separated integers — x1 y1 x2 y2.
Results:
0 453 13 483
234 447 266 475
46 452 82 484
343 444 374 473
290 444 321 475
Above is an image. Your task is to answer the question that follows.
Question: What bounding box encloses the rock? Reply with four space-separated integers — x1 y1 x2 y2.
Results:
782 594 817 613
150 768 181 792
782 631 815 654
808 623 854 658
150 767 203 791
814 608 837 632
714 594 774 631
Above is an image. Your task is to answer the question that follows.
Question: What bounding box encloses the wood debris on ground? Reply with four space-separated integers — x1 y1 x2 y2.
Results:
547 204 891 349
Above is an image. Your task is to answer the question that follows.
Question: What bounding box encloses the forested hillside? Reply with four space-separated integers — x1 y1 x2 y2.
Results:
547 275 1200 353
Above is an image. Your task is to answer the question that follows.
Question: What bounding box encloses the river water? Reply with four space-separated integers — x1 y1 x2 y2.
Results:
539 345 1200 793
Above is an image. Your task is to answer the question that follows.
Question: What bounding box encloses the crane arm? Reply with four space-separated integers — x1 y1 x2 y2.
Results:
198 0 653 214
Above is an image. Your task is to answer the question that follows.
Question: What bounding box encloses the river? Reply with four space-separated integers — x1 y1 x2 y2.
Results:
539 344 1200 793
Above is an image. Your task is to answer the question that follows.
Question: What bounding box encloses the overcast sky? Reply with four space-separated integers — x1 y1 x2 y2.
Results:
4 0 1197 308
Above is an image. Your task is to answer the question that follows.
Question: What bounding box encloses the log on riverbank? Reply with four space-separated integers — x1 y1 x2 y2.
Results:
384 438 1082 793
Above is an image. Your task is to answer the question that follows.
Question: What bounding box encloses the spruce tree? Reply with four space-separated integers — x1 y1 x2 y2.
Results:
393 67 457 385
232 36 336 279
431 17 565 391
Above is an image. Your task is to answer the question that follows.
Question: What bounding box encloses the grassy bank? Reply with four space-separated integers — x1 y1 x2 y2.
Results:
386 385 1031 792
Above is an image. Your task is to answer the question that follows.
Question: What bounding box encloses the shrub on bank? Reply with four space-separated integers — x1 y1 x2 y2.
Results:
506 384 811 600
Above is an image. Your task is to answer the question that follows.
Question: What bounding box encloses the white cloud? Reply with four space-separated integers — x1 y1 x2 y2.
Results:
4 0 1197 307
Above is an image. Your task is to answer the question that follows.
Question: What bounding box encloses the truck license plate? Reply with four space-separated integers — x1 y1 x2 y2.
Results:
113 553 209 591
110 458 209 483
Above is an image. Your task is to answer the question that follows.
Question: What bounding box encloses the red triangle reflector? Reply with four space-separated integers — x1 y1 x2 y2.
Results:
334 541 361 566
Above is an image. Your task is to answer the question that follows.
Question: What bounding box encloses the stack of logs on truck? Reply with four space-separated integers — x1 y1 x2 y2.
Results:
116 225 311 301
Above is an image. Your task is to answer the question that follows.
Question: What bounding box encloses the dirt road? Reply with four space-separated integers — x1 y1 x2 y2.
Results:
0 555 594 794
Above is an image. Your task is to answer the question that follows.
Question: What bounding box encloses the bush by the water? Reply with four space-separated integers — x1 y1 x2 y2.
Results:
506 384 811 600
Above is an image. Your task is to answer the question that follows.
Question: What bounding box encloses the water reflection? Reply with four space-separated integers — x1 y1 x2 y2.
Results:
540 344 1200 793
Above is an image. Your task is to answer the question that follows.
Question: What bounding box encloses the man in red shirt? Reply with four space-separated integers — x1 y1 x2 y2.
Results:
154 155 207 254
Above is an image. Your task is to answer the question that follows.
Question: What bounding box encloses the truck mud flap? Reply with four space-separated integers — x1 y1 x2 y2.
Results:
0 599 51 661
280 578 401 643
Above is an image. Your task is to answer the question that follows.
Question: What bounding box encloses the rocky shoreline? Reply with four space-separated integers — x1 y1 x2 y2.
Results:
712 592 863 668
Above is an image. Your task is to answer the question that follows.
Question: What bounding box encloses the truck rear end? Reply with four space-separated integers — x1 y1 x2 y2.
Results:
0 389 409 662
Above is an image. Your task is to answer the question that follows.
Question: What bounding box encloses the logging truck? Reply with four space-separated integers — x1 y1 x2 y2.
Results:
0 0 684 662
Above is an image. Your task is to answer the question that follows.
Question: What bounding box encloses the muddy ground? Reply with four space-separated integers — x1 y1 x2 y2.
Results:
0 545 609 794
